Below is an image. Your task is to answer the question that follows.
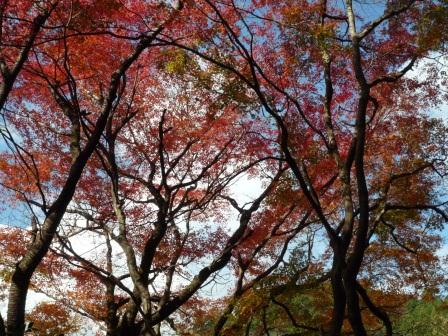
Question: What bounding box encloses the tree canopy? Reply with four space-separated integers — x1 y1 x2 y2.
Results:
0 1 448 335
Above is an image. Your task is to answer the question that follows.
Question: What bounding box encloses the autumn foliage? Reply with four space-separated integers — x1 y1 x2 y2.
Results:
0 0 448 335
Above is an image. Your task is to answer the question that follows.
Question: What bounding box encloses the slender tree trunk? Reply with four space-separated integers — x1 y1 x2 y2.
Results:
343 275 366 336
105 282 119 336
328 252 346 336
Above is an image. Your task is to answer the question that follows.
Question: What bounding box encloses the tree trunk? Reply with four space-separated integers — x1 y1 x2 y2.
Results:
6 216 59 336
327 254 346 336
343 275 366 336
5 271 29 336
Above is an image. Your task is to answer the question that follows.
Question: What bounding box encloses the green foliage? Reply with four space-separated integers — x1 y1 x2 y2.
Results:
395 299 448 336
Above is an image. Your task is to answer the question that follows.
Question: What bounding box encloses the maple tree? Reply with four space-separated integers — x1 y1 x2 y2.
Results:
0 0 187 334
0 0 447 336
152 0 448 335
39 59 295 335
0 2 294 334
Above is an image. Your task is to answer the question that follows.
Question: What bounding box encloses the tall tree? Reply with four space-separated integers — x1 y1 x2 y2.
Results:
0 1 185 334
154 0 448 334
0 1 447 335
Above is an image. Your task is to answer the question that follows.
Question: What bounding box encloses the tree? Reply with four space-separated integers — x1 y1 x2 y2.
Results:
153 0 448 334
1 23 292 334
0 1 447 335
0 0 185 334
